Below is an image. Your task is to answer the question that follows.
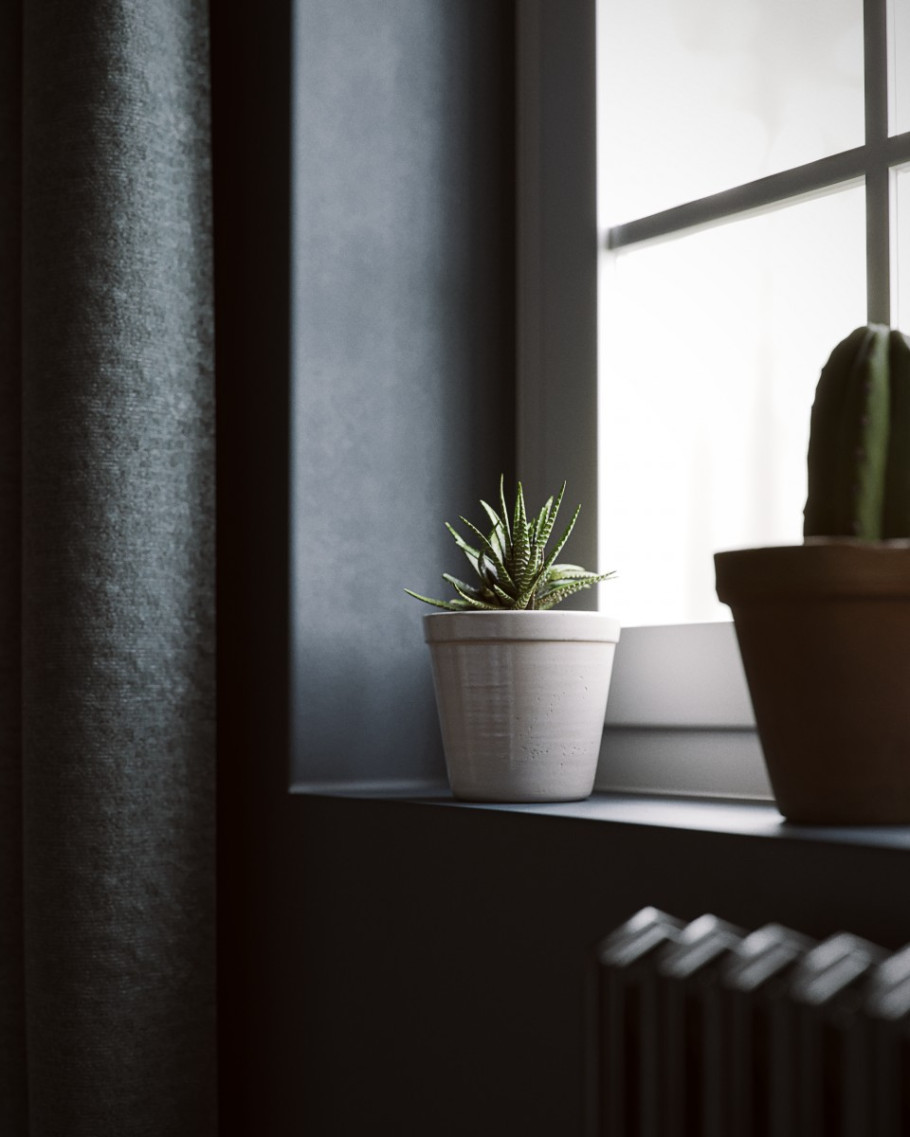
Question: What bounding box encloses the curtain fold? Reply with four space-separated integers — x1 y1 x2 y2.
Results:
1 1 216 1133
0 0 26 1131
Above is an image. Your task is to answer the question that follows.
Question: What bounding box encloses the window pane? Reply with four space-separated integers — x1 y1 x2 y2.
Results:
598 0 864 225
896 165 910 330
599 186 867 626
891 0 910 135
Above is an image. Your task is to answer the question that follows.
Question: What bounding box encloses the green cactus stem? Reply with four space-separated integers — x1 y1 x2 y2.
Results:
804 324 910 540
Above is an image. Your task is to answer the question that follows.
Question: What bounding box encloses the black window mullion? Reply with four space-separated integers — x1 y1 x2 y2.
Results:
606 149 866 252
605 0 903 331
886 131 910 165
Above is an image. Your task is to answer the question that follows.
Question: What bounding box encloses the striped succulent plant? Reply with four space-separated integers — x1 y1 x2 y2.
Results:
406 477 615 611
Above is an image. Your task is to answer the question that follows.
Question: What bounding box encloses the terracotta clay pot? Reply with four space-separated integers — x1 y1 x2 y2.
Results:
715 542 910 824
424 610 621 803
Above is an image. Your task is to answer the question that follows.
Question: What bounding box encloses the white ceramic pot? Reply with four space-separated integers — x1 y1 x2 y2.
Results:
424 610 621 803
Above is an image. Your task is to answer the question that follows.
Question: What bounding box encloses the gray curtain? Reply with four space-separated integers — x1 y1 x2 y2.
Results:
0 1 216 1133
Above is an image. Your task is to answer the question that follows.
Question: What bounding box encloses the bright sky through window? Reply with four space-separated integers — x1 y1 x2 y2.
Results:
596 0 877 626
599 0 864 226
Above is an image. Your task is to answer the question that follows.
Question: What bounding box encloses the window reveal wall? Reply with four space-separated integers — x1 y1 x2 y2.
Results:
290 0 517 789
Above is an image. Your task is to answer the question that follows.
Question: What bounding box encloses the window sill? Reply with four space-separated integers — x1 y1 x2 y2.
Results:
290 784 910 853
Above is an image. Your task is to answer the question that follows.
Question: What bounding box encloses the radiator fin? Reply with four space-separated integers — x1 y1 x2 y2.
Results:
592 908 910 1137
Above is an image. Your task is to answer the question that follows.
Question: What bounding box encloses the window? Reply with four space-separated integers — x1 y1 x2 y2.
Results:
517 0 910 798
599 0 910 625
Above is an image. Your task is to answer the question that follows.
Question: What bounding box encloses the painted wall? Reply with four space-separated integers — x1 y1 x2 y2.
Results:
214 1 518 1130
290 0 516 790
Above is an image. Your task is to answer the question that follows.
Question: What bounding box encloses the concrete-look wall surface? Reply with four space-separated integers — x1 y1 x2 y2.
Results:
290 0 516 789
214 3 515 1132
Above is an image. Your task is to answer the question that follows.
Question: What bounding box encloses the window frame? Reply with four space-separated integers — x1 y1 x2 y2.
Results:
517 0 910 799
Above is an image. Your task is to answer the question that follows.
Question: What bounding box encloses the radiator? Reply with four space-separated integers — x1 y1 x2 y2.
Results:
591 907 910 1137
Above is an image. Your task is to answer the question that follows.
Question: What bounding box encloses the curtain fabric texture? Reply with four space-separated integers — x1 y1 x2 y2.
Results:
0 1 216 1133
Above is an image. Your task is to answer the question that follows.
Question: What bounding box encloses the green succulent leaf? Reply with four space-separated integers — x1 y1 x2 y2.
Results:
458 516 516 592
449 580 501 610
406 477 616 611
536 580 597 610
537 482 565 549
480 498 506 535
545 502 581 563
444 523 480 573
498 475 512 544
491 581 516 606
546 563 589 580
442 572 484 598
516 546 544 602
510 483 530 575
402 589 462 611
478 503 510 565
542 570 616 595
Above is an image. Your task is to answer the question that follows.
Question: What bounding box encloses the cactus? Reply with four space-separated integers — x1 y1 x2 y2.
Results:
405 477 615 611
804 324 910 540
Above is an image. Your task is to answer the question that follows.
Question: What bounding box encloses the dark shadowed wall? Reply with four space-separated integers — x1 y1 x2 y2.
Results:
214 1 516 1132
290 0 516 789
